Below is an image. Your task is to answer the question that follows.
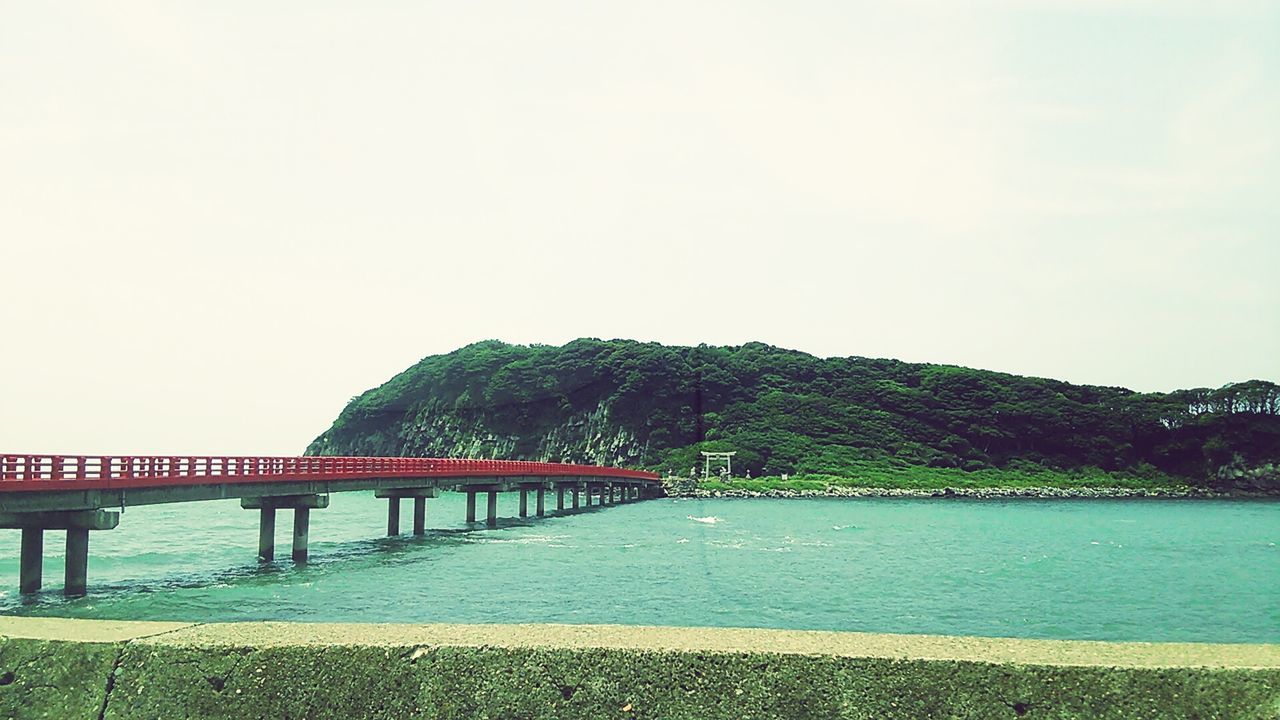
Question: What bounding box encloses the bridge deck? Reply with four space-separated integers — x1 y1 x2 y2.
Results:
0 454 656 490
0 454 662 597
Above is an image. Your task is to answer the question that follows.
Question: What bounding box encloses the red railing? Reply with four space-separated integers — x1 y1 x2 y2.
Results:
0 454 659 492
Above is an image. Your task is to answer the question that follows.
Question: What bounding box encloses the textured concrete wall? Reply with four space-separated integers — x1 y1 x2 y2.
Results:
1 618 1277 719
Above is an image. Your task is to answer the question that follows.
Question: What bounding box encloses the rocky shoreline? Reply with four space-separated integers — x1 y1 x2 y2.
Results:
662 485 1265 500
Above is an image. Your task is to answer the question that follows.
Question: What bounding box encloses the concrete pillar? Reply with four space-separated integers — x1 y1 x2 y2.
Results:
572 487 580 509
413 497 426 535
242 495 325 565
556 487 565 511
486 491 498 527
64 528 89 597
586 488 594 506
387 497 401 536
258 508 276 562
466 492 477 523
536 488 545 517
519 489 529 518
293 507 310 563
19 527 42 594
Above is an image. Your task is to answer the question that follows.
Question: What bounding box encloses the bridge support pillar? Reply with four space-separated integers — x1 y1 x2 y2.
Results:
387 498 401 536
487 491 498 527
519 490 528 518
374 488 437 536
556 487 565 511
20 528 43 594
585 488 594 507
65 528 89 597
536 488 545 517
241 495 328 565
293 508 310 563
413 497 426 535
2 510 119 597
572 487 580 509
258 508 276 561
466 492 476 523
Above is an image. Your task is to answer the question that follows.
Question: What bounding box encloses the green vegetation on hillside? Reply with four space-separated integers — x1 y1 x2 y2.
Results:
307 339 1280 492
700 463 1188 493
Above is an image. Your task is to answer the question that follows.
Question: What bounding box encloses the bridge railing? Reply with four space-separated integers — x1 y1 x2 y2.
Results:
0 454 659 491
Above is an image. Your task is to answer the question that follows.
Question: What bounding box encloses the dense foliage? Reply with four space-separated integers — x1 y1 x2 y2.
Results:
307 339 1280 491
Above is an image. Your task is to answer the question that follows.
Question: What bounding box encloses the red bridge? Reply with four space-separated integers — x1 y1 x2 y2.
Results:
1 454 662 597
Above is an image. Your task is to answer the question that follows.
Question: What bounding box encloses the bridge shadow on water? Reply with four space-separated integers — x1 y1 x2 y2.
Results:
2 503 618 613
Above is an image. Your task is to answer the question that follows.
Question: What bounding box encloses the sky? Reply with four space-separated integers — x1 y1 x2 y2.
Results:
2 1 1277 455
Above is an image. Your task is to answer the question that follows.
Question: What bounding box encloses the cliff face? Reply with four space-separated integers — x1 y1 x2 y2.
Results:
387 400 646 466
306 339 1280 490
306 340 669 467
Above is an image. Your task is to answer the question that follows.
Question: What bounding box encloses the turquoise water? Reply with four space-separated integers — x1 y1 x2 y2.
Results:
1 495 1276 643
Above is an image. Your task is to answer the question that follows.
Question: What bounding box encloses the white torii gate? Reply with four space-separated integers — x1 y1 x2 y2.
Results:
700 451 736 480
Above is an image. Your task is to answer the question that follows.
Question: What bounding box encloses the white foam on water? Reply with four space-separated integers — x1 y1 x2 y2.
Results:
481 534 571 546
687 515 720 524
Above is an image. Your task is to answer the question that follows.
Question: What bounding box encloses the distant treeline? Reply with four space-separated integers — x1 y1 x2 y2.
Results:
307 340 1280 492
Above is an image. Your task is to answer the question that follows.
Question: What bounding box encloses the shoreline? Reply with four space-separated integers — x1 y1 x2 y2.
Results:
664 485 1274 500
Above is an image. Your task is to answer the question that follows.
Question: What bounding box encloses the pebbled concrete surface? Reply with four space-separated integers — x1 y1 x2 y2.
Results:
141 621 1280 668
0 618 1276 719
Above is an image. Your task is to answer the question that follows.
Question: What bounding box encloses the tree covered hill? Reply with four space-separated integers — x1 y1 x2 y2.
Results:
306 339 1280 491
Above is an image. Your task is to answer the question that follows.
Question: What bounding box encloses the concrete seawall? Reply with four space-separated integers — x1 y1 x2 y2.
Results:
1 618 1277 719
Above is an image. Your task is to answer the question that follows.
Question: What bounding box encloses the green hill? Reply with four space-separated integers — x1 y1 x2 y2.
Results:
306 339 1280 492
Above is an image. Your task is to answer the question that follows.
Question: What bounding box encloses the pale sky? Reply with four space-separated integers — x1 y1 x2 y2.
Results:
2 1 1277 455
